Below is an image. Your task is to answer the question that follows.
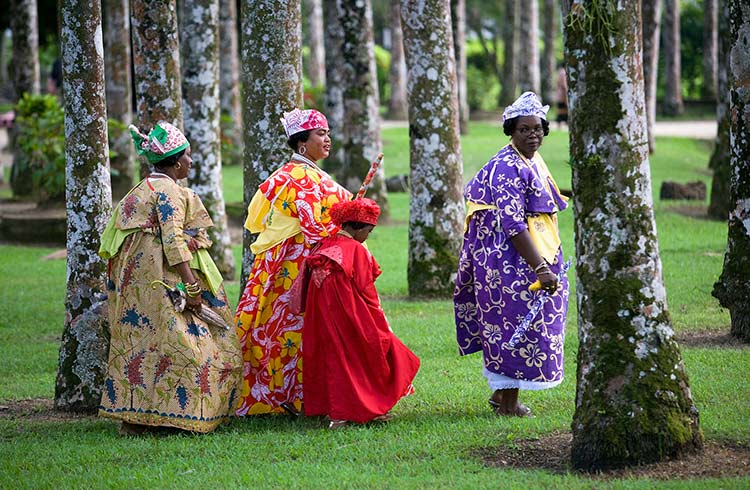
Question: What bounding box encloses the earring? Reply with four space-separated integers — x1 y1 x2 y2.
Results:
175 162 182 169
299 145 307 155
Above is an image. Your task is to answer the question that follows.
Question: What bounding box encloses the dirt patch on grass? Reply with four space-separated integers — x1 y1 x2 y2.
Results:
476 432 750 480
676 329 748 349
0 398 95 421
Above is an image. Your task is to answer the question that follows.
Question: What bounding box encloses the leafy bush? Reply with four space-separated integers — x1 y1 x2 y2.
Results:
13 93 65 203
466 64 500 111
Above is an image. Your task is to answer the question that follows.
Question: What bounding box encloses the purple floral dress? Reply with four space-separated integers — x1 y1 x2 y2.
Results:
454 144 569 390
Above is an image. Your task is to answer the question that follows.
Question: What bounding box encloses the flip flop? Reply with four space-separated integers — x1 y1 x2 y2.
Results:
280 401 302 417
488 398 535 418
328 419 349 429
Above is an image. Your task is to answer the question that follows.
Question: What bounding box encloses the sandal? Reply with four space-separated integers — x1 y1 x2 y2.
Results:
328 419 349 429
280 401 302 417
371 412 393 423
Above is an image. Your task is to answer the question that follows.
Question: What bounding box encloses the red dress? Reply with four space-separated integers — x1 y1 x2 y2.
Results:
299 234 420 423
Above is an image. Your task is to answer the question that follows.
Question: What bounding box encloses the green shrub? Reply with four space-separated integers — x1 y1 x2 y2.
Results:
466 64 500 111
13 93 65 203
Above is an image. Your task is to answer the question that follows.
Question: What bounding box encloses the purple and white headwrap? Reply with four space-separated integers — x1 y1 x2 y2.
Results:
502 91 550 123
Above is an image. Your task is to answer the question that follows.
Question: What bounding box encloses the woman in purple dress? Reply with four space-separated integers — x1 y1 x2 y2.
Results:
454 92 569 417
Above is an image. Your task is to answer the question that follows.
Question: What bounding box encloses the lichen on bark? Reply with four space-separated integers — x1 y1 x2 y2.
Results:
400 0 465 297
55 0 113 412
238 0 303 287
562 0 702 470
713 2 750 342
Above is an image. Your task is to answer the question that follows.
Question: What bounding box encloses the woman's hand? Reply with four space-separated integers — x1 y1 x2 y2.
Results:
186 293 202 314
537 269 558 293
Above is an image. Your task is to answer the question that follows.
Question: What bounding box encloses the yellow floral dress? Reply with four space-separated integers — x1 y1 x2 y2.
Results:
235 155 351 415
98 176 242 433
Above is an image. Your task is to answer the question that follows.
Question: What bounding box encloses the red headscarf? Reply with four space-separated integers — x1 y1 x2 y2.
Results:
330 198 380 226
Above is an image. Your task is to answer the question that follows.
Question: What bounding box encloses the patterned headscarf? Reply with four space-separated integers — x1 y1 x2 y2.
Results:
280 108 328 138
502 91 550 123
129 121 190 164
330 198 380 226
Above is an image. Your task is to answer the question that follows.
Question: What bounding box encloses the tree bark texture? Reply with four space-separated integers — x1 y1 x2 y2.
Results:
708 0 732 221
323 0 345 176
499 0 518 105
518 0 540 94
713 1 750 342
642 0 661 154
219 0 244 165
11 0 41 100
239 0 303 287
661 0 684 116
702 0 718 101
451 0 469 134
103 0 134 200
131 0 184 179
181 0 235 280
331 0 389 219
400 0 465 297
562 0 702 470
541 0 557 104
307 0 326 86
387 0 408 120
55 0 113 412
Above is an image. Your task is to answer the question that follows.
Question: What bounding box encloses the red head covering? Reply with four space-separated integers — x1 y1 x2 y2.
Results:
330 198 380 226
280 108 329 138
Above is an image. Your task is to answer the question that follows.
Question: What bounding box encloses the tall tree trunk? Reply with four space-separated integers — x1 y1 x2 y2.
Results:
54 0 112 412
642 0 661 154
499 0 518 105
332 0 389 218
182 0 235 280
11 0 40 100
702 0 718 101
131 0 184 179
713 0 750 342
661 0 683 116
0 15 10 90
451 0 469 134
239 0 303 287
386 0 408 120
219 0 244 167
322 0 345 176
400 0 464 297
518 0 540 94
307 0 326 87
562 0 702 470
707 0 731 221
103 0 134 200
541 0 557 104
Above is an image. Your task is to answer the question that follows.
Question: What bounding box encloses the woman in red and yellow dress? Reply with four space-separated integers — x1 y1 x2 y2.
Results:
235 109 351 416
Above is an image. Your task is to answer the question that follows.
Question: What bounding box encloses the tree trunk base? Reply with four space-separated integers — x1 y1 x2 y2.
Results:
730 306 750 342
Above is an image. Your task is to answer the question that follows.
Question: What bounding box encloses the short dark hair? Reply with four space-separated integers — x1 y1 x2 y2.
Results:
342 221 373 230
503 117 550 137
154 149 187 168
287 129 312 151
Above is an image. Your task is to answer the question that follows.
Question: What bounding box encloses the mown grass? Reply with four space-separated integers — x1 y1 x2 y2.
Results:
1 122 748 489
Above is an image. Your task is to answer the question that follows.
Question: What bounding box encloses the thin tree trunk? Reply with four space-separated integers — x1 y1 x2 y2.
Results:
219 0 244 166
307 0 326 87
562 0 702 470
518 0 540 94
713 0 750 342
54 0 112 412
182 0 235 280
400 0 464 297
661 0 683 116
322 0 344 176
451 0 469 134
707 0 731 221
0 17 9 89
642 0 661 154
332 0 389 219
702 0 718 101
499 0 518 105
103 0 134 200
11 0 40 100
541 0 556 104
386 0 408 120
131 0 184 179
239 0 303 287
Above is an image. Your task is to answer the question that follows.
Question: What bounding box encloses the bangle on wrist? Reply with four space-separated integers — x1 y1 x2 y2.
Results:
533 260 549 273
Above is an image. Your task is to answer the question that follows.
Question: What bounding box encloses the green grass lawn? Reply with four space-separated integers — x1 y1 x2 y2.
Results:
1 122 748 488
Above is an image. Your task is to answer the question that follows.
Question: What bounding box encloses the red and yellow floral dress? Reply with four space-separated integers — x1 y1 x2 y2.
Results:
235 154 351 415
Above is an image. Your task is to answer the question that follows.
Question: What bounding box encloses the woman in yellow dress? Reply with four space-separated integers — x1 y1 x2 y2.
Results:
98 121 242 434
235 109 352 416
